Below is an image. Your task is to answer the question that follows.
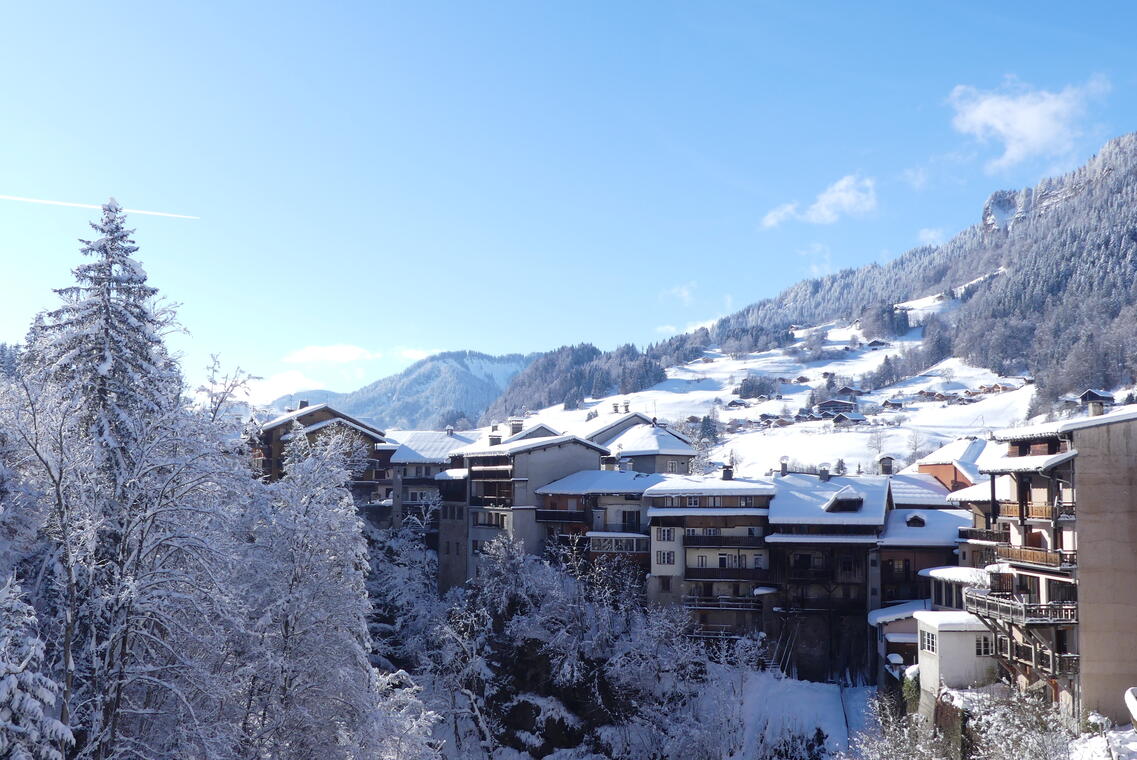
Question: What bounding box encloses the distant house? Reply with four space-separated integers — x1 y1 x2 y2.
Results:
882 399 904 410
795 375 810 384
832 411 866 426
866 339 891 349
1079 389 1115 406
815 398 857 415
835 386 867 398
727 399 749 409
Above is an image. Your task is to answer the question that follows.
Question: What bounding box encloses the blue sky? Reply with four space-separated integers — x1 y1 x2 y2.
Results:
2 2 1135 402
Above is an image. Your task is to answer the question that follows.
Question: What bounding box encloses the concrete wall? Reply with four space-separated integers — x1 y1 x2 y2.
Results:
438 502 469 592
1072 418 1137 724
512 444 601 507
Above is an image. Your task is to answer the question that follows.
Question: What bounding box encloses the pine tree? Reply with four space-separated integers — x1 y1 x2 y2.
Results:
0 575 73 760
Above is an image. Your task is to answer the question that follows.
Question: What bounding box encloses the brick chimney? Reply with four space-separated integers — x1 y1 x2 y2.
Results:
1089 400 1105 417
779 456 789 476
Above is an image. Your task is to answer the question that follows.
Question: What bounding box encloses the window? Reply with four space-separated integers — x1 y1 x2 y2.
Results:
657 527 674 542
697 555 707 568
660 576 671 592
656 550 675 565
704 527 721 536
707 496 722 507
976 635 993 656
415 465 424 477
920 630 937 654
753 554 764 569
739 554 748 568
740 496 754 507
686 496 700 508
667 460 679 473
685 528 697 536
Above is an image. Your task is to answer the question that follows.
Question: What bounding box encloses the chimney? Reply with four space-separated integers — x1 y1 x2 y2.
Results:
510 419 523 435
779 455 789 477
623 401 630 413
445 425 454 437
1089 400 1105 417
600 455 618 471
651 416 658 427
722 465 734 480
491 423 499 432
618 457 631 472
819 462 831 482
488 434 502 446
297 399 309 409
612 402 620 414
878 455 894 475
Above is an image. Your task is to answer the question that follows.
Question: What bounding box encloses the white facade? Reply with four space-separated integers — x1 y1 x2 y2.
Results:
914 610 998 692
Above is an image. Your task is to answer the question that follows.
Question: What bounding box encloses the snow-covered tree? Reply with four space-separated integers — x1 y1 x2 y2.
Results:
0 575 73 760
969 690 1072 760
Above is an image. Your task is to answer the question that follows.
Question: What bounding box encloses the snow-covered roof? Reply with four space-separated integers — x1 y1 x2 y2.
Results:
643 474 775 497
913 610 989 632
455 434 609 458
979 449 1077 474
601 423 696 458
993 405 1137 441
918 565 989 586
916 437 987 467
501 422 561 444
763 534 878 544
263 404 387 440
585 531 649 539
279 415 388 443
768 473 890 526
388 429 479 464
878 509 971 547
434 468 468 480
889 473 951 506
867 599 931 627
946 475 1013 502
535 469 668 496
646 507 770 518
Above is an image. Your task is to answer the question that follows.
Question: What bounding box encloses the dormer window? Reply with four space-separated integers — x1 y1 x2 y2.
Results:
906 513 926 528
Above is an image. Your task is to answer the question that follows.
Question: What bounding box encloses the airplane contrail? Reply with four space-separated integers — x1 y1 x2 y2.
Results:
0 194 199 220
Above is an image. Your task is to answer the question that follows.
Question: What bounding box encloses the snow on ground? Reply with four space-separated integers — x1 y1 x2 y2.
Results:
1072 724 1137 760
737 671 870 754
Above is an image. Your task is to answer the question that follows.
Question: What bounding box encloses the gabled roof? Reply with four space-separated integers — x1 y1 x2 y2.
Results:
993 404 1137 441
261 403 387 440
946 474 1013 502
878 509 971 547
536 469 668 496
769 473 890 526
388 429 480 464
502 422 561 443
643 474 775 497
913 610 988 632
979 449 1077 474
601 423 696 458
867 599 931 627
889 473 951 507
456 434 609 458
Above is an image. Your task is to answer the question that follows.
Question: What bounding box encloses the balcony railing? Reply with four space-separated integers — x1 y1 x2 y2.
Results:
999 501 1076 521
687 624 745 640
996 636 1079 676
469 465 513 480
996 545 1077 568
683 595 763 610
683 535 764 548
958 527 1011 543
469 496 512 509
534 510 588 524
684 567 774 582
964 589 1078 625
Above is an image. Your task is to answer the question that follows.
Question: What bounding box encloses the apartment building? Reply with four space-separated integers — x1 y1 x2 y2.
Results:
251 401 396 511
644 467 775 638
388 427 478 519
578 411 696 474
960 406 1137 724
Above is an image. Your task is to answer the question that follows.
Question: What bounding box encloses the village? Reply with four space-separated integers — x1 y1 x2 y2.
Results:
251 364 1137 743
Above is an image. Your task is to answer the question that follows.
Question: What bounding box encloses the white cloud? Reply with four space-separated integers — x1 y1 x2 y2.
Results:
661 281 697 306
797 243 832 277
948 75 1109 172
762 175 877 228
917 227 945 246
902 167 928 190
283 344 381 363
246 370 326 405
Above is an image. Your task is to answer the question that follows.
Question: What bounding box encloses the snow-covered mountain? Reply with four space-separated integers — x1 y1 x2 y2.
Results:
271 350 536 429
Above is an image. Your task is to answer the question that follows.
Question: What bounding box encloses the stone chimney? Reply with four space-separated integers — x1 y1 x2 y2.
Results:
297 399 309 409
779 455 789 476
488 434 502 446
510 419 523 435
1089 400 1105 417
819 462 831 482
722 465 734 481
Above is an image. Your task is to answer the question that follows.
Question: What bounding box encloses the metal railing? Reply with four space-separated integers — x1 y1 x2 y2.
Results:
534 510 588 523
958 527 1011 542
683 595 764 610
964 589 1078 625
683 535 764 548
684 567 774 582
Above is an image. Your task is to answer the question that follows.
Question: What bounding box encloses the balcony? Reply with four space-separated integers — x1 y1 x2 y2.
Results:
958 527 1011 543
964 589 1078 625
469 465 513 480
687 623 745 640
684 567 775 582
469 496 512 509
999 501 1076 521
996 545 1077 568
535 510 588 524
786 567 832 582
683 535 764 548
683 595 764 610
996 636 1079 676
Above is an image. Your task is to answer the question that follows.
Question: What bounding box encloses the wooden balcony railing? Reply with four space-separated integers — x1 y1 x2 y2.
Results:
684 567 774 582
683 535 764 548
998 501 1076 521
682 595 764 610
958 527 1011 543
964 589 1078 625
996 545 1077 568
996 635 1079 676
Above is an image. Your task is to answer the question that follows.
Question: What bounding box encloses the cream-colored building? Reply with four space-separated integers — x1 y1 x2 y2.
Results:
962 406 1137 724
